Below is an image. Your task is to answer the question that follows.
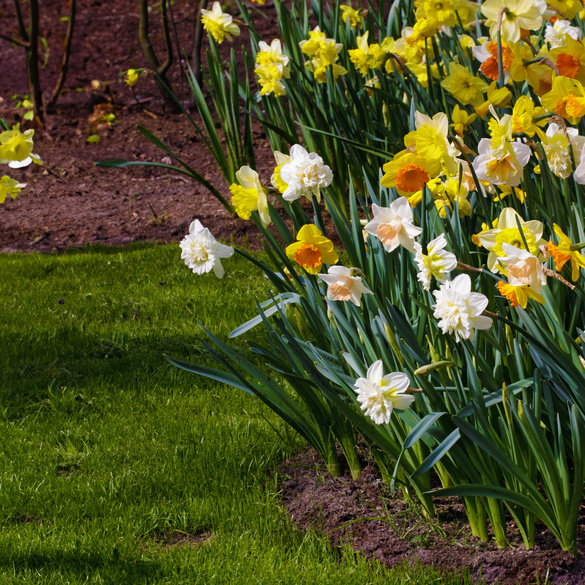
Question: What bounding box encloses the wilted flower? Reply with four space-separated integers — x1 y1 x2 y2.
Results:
354 360 415 425
201 2 240 44
279 145 333 202
318 266 372 306
180 219 234 278
285 224 338 274
432 274 493 342
364 198 422 253
414 234 458 291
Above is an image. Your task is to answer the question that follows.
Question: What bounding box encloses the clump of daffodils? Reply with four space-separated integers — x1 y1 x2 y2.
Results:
300 27 347 83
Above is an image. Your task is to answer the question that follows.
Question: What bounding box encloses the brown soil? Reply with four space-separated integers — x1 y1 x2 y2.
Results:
1 1 584 583
280 449 585 585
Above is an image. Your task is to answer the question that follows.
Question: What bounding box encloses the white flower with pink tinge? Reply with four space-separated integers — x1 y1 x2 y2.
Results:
180 219 234 278
318 266 372 306
364 197 422 253
354 360 415 425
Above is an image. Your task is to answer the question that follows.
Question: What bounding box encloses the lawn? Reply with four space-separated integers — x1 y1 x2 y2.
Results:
0 244 470 584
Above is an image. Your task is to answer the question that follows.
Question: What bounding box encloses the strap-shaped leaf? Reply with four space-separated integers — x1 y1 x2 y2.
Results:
229 294 300 338
413 428 460 478
404 412 446 450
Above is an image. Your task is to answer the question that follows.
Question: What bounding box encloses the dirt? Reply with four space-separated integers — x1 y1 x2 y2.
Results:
1 1 584 583
279 449 585 585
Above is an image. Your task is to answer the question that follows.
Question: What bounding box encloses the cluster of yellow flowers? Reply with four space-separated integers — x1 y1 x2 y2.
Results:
254 40 290 97
300 27 347 83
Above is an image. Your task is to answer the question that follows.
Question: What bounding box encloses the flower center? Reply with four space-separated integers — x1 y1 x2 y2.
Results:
189 242 209 263
395 163 429 192
376 222 401 247
556 53 580 79
565 94 585 120
295 243 322 268
329 278 353 301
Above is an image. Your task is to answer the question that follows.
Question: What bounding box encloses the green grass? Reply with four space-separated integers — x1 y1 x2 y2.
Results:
0 243 472 584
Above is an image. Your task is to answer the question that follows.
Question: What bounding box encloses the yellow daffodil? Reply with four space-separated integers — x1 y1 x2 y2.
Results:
201 2 240 43
286 224 338 275
381 150 435 195
474 82 513 119
229 166 271 228
549 37 585 84
300 27 342 67
417 0 457 26
547 224 585 281
0 175 26 204
270 151 290 193
541 76 585 125
0 125 41 168
340 4 364 28
451 105 477 137
441 63 489 107
511 95 547 138
124 68 144 87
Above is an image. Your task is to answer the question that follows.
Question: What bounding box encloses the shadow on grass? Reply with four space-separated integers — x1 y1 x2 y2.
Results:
0 550 161 583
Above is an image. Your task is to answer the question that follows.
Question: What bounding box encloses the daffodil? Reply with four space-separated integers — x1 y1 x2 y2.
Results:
473 138 531 187
414 234 458 290
496 244 547 307
404 111 460 176
511 95 547 138
201 2 240 44
124 68 144 87
544 19 582 49
472 39 513 82
432 176 473 218
299 27 342 67
477 208 545 273
364 198 423 253
441 63 490 107
256 39 290 69
279 145 333 202
541 76 585 125
542 122 585 179
549 37 585 84
451 105 477 137
270 151 290 193
0 125 41 168
481 0 544 43
547 224 585 281
340 4 365 28
318 266 373 306
286 224 338 275
0 175 26 204
380 151 435 195
354 361 415 425
255 63 287 97
433 274 493 342
180 220 234 278
417 0 457 26
474 82 513 119
229 166 271 228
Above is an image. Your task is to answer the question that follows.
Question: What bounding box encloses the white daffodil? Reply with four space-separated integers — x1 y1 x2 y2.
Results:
544 20 582 49
318 266 373 306
354 360 415 425
477 208 545 273
432 274 493 342
542 123 585 179
279 144 333 202
481 0 545 43
229 166 271 228
180 219 234 278
414 234 458 291
473 138 531 187
573 147 585 184
364 198 423 253
497 243 546 292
